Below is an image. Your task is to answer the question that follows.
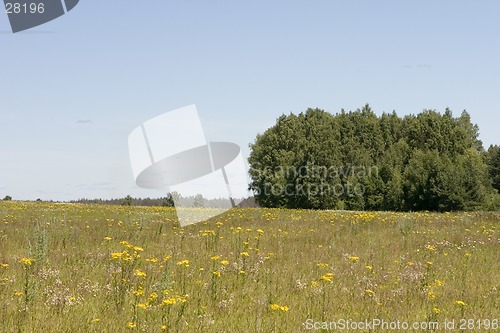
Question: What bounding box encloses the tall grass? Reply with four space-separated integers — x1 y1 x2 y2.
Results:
0 202 498 332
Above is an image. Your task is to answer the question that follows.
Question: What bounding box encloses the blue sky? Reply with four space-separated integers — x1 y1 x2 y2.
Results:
1 1 499 201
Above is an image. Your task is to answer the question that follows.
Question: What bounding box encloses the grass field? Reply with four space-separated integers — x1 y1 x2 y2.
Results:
0 201 498 332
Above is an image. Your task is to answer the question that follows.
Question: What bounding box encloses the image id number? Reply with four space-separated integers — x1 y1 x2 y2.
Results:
5 3 45 14
459 319 498 330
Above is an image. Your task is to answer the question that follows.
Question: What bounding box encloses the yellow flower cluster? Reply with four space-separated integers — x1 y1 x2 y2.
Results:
134 269 147 278
365 289 375 295
19 257 34 266
176 259 189 268
161 295 188 306
110 240 144 262
270 303 289 312
320 273 334 282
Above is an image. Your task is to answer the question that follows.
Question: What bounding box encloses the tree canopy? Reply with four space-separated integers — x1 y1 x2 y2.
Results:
248 105 499 211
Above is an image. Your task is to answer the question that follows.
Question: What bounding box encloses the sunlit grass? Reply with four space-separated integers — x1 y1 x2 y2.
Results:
0 201 498 332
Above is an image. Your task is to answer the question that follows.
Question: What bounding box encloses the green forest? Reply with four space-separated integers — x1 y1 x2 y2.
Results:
248 105 500 211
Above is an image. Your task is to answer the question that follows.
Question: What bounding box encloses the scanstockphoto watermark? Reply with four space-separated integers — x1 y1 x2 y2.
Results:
303 318 499 331
304 318 439 331
250 164 379 197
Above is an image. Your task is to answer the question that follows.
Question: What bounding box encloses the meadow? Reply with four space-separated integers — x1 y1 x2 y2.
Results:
0 201 498 332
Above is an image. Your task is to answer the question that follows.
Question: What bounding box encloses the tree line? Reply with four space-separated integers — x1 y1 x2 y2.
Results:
72 193 208 207
70 193 256 208
248 105 500 211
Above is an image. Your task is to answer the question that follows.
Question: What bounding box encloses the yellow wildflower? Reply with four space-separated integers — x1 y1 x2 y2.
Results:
120 240 132 248
19 258 34 266
134 269 146 278
320 273 334 282
176 259 189 267
149 292 158 302
270 304 281 311
162 297 177 306
270 303 289 312
111 252 123 259
133 287 144 296
177 295 188 303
